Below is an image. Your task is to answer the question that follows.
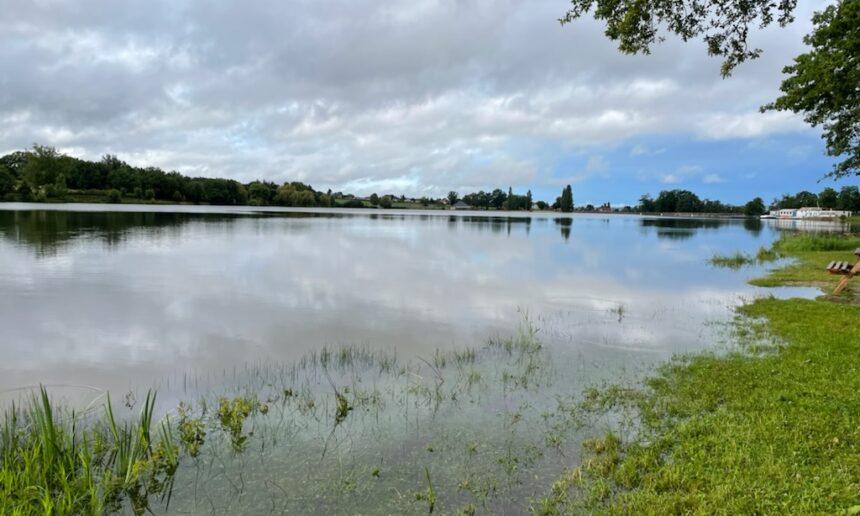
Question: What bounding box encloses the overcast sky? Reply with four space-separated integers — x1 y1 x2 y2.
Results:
0 0 848 205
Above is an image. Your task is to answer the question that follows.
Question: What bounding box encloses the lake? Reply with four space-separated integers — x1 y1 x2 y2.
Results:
0 203 831 514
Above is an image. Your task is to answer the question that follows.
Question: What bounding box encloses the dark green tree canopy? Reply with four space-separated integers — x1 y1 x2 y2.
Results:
559 185 574 213
763 0 859 178
744 197 766 217
560 0 797 76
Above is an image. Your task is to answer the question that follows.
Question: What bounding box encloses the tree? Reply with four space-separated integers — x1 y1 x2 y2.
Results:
837 186 860 211
0 165 15 198
744 197 766 217
53 173 67 199
248 181 275 205
106 189 122 204
22 144 66 188
369 193 380 206
490 189 507 210
447 191 459 205
561 0 859 178
654 190 677 212
673 190 703 212
379 195 393 209
536 200 549 210
763 1 860 178
795 190 819 207
819 187 838 208
560 185 574 213
526 190 533 210
560 0 797 77
638 194 656 212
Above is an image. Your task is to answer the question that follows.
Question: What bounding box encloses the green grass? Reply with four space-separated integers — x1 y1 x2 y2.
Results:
535 298 860 515
534 233 860 515
772 233 860 253
750 234 860 289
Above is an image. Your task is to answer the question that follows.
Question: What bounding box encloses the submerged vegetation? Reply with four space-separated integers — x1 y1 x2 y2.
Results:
533 232 860 513
708 245 779 269
0 320 600 514
6 229 859 513
1 388 179 515
0 388 268 515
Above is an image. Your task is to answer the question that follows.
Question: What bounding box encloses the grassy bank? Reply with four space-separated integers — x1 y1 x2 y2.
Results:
535 233 860 514
750 234 860 296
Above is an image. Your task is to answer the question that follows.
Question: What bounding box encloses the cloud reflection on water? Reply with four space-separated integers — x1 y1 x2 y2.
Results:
0 206 818 394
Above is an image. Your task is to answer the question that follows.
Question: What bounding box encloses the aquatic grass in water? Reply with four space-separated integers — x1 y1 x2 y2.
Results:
195 321 587 512
709 252 756 269
709 246 780 270
0 387 179 515
0 388 272 515
1 317 669 514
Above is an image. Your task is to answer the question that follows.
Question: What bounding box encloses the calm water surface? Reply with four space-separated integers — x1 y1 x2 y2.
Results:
0 203 823 394
0 203 829 514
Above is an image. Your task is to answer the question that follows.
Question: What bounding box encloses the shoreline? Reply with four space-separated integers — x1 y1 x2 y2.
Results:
535 232 860 514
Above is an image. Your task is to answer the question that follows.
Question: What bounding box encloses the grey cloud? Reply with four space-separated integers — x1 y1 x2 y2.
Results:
0 0 822 195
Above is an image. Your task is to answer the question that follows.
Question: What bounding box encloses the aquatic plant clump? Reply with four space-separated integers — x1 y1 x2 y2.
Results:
708 246 780 270
0 389 268 515
0 388 178 515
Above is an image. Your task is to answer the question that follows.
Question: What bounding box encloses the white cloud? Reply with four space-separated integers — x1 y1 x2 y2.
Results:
652 164 716 185
694 111 807 140
630 144 648 156
0 0 823 195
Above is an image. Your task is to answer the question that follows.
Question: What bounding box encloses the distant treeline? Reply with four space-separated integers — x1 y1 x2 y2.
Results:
1 146 857 215
452 188 534 211
0 145 336 207
632 190 742 214
629 186 860 216
768 187 860 211
452 184 574 212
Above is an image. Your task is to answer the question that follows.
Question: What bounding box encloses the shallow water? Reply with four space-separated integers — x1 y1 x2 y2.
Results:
0 204 824 394
0 204 826 513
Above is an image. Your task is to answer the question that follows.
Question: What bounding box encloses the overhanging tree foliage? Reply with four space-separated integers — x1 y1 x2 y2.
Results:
561 0 859 179
559 0 797 77
762 0 859 178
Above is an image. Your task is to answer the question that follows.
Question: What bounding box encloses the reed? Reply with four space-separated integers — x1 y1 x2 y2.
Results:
0 387 180 515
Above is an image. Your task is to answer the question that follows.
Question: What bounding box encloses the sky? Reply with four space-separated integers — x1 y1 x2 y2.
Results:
0 0 854 206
